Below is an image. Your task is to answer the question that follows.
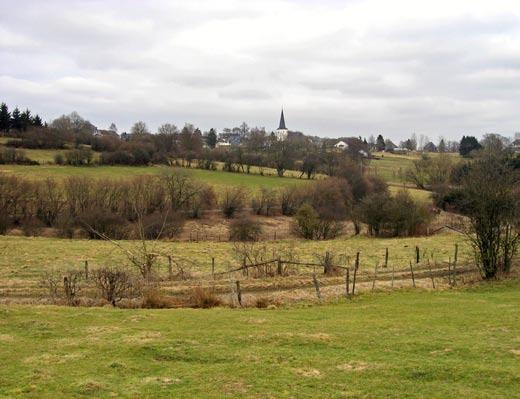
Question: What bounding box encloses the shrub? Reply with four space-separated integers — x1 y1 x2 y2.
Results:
64 148 93 166
77 208 129 239
189 287 222 308
251 188 278 216
137 211 185 240
141 286 179 308
280 186 305 216
229 217 263 241
92 267 137 306
357 190 432 237
293 203 320 239
220 187 246 218
54 153 65 165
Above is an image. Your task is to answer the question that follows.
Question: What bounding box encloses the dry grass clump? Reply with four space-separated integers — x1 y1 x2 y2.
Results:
140 287 181 309
189 287 222 308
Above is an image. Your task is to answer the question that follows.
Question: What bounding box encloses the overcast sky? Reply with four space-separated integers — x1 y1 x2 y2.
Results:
2 0 520 141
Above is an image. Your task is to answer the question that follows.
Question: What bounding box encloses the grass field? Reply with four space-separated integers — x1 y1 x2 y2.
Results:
1 280 519 398
0 232 469 287
0 164 308 191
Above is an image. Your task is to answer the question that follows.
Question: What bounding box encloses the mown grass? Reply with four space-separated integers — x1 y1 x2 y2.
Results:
1 280 519 398
0 232 469 283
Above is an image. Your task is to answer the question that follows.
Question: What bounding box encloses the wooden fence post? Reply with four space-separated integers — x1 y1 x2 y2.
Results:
391 263 395 288
235 280 242 307
84 260 89 279
312 273 322 300
384 248 388 268
352 252 360 295
372 262 379 291
428 259 435 289
416 246 420 264
277 257 283 276
345 268 350 298
211 257 215 280
167 256 173 280
454 244 458 266
409 261 416 288
448 257 452 286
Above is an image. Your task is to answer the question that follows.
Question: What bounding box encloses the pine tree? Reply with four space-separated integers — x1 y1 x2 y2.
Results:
109 123 118 133
207 128 217 148
438 138 446 153
376 134 385 151
20 108 31 131
32 114 43 127
0 103 10 133
10 107 22 131
459 136 482 157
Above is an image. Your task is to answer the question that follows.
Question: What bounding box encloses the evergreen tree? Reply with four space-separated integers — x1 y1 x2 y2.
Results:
207 128 217 148
376 134 385 151
32 114 43 127
10 107 22 131
459 135 482 157
438 138 446 153
20 108 31 131
0 103 10 133
109 123 118 133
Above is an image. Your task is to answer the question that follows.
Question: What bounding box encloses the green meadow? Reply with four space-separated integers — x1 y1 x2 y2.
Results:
1 280 519 398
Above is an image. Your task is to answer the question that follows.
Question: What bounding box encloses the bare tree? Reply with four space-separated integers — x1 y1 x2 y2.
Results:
92 267 137 306
459 153 520 278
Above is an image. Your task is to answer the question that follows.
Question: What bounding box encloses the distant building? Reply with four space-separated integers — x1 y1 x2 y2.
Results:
511 139 520 152
393 147 409 154
274 109 288 141
216 141 231 148
334 140 348 150
423 142 438 152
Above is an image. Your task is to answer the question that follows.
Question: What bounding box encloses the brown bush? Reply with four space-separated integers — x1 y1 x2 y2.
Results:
220 187 247 218
91 267 138 306
229 217 263 241
78 208 129 239
251 188 278 216
136 211 185 240
190 287 222 308
141 287 180 309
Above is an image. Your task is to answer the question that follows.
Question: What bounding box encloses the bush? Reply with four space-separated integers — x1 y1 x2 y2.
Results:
77 208 129 239
54 153 65 165
229 217 263 241
220 187 246 218
137 211 185 239
357 190 432 237
64 148 93 166
92 267 137 306
189 287 222 308
251 188 278 216
293 203 320 239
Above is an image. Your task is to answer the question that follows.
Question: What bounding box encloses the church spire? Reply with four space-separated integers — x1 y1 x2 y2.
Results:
278 109 287 130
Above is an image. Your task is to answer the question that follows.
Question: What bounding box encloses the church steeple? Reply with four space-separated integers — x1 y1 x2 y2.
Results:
278 109 287 130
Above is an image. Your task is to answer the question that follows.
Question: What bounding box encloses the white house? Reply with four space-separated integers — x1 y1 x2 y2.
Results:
216 141 231 148
334 140 348 150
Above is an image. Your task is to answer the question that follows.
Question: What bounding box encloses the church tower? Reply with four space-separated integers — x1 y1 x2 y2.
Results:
275 109 288 141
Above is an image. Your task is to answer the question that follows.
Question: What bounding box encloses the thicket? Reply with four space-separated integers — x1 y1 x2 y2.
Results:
0 171 214 238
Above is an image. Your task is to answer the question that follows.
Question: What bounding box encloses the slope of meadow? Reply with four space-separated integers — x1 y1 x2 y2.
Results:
1 280 519 398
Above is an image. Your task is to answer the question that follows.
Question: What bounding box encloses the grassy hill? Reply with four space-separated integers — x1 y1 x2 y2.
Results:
1 280 519 398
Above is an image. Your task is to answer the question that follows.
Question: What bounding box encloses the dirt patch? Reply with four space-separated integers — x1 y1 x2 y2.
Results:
295 368 322 378
510 349 520 356
337 361 371 372
142 376 181 386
